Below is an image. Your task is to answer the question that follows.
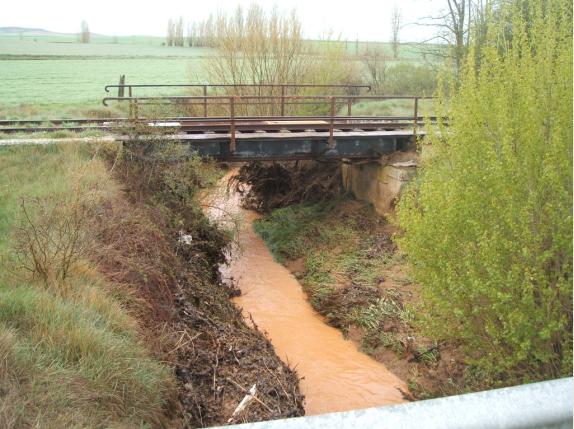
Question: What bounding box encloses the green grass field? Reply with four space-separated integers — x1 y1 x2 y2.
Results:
0 32 437 119
0 36 210 113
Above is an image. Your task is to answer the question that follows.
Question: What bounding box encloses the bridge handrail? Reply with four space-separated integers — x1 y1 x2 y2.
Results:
103 94 432 103
104 83 372 99
102 94 438 151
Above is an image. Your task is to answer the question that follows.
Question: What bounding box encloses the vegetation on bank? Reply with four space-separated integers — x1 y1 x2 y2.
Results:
254 198 403 316
253 197 460 398
0 143 176 428
397 0 572 385
0 138 306 427
108 138 304 425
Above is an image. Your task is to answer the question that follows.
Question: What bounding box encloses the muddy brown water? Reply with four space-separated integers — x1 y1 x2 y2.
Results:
203 172 407 416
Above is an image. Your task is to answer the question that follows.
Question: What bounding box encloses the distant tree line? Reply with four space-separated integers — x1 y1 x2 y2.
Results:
166 15 219 47
167 8 402 51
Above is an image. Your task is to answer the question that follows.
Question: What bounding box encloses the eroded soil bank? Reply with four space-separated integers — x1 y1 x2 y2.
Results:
102 145 305 426
232 160 466 400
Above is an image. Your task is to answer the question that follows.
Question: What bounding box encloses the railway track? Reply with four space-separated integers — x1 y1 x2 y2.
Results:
0 116 433 135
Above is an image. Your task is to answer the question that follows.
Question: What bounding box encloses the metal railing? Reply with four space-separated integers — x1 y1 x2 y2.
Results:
104 83 372 117
102 95 435 151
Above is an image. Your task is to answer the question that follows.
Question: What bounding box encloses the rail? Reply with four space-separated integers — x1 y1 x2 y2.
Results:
104 83 371 115
104 84 371 118
102 95 434 149
104 83 371 94
104 83 371 92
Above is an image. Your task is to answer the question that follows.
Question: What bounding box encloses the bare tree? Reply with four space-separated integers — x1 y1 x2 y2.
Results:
363 48 387 93
202 5 358 116
166 19 175 46
187 22 197 48
415 0 491 72
80 20 90 44
445 0 469 70
391 5 402 58
175 17 184 47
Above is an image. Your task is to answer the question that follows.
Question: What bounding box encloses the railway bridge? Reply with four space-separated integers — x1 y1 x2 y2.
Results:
0 82 437 213
101 83 437 161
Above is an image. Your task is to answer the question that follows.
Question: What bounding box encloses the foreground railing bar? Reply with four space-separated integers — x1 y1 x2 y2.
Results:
209 378 573 429
103 95 434 105
0 116 444 127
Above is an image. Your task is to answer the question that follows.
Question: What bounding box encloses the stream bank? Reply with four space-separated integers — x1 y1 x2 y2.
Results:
206 170 408 415
254 195 466 399
101 142 305 427
230 160 466 399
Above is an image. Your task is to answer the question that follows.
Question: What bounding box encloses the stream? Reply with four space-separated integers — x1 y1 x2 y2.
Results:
203 171 407 416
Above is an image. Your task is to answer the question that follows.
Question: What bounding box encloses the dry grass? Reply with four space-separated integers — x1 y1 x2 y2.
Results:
0 142 177 428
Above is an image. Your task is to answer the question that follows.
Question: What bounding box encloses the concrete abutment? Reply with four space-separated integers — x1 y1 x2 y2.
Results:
342 150 419 215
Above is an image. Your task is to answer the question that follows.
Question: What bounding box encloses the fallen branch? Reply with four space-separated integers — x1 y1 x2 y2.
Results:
228 383 257 423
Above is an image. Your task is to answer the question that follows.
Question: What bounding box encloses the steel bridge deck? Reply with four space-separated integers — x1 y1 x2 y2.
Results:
125 129 418 161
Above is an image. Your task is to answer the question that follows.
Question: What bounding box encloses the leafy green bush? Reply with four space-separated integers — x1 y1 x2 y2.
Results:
384 63 437 96
397 0 572 383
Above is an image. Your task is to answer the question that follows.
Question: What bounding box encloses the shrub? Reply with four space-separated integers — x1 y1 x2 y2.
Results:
384 63 437 96
13 190 94 285
397 0 572 383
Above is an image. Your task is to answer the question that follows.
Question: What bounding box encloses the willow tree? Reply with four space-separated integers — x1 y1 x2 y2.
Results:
398 0 572 384
199 5 359 115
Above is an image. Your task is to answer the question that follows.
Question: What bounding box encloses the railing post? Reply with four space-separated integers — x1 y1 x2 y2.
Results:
230 96 236 153
328 97 335 147
413 96 419 137
347 98 352 116
203 85 208 117
133 98 139 121
118 75 125 98
127 86 134 118
280 85 286 117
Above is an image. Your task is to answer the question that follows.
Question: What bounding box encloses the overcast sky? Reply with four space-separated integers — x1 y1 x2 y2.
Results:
2 0 445 42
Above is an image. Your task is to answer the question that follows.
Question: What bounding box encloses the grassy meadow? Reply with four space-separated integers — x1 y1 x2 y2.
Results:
0 31 438 120
0 142 177 427
0 35 210 117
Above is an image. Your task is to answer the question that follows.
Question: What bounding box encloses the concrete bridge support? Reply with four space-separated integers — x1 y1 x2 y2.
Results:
342 151 419 215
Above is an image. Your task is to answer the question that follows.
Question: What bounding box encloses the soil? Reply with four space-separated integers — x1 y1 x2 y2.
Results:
92 153 304 427
287 204 467 400
233 159 467 400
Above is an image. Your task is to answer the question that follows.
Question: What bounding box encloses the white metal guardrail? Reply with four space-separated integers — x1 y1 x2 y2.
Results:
212 378 573 429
